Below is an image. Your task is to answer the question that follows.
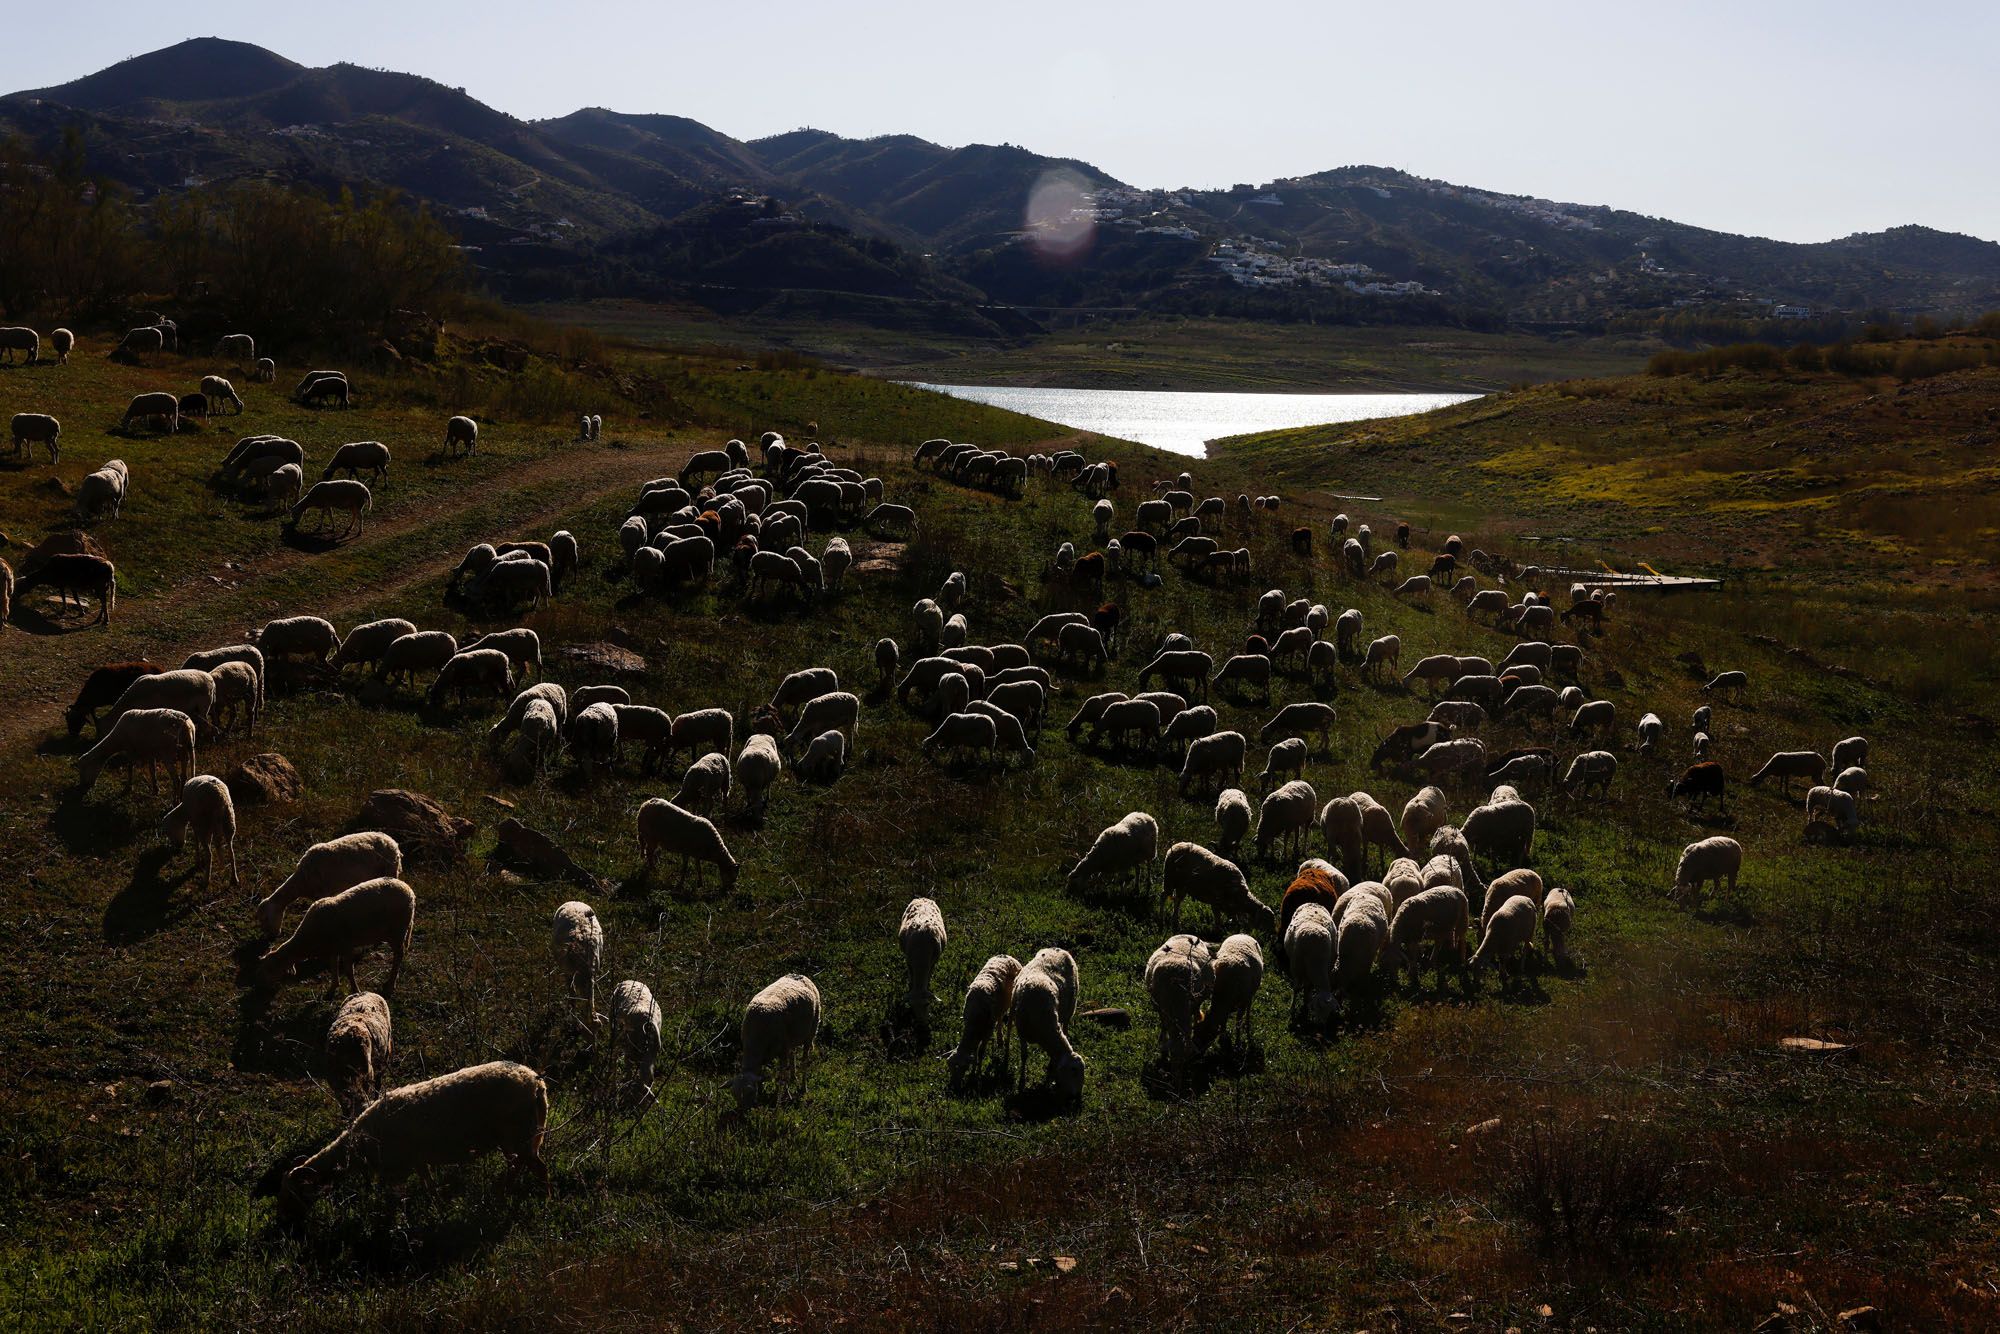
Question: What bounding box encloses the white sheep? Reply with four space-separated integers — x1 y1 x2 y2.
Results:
1400 785 1450 854
1561 750 1618 797
288 479 373 539
551 900 604 1018
325 990 393 1117
76 707 196 796
1191 933 1263 1054
1804 784 1860 836
255 876 414 997
1256 779 1320 862
1161 841 1276 933
428 648 515 707
99 668 216 739
1468 894 1538 985
635 798 738 889
1672 836 1743 904
735 733 783 815
1332 892 1389 1007
279 1061 547 1215
899 897 948 1016
376 630 459 687
729 974 821 1111
1012 948 1085 1100
611 980 664 1092
1541 887 1575 967
1145 934 1214 1065
1283 902 1337 1027
1379 886 1470 988
1067 811 1159 896
445 415 479 455
258 832 404 936
673 752 734 815
1214 787 1253 857
158 773 239 887
945 954 1023 1090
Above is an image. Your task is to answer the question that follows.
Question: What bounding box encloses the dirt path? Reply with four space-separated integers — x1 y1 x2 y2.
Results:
2 431 704 753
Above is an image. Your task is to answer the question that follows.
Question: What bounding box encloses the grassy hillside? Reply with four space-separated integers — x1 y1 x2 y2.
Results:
0 329 1993 1328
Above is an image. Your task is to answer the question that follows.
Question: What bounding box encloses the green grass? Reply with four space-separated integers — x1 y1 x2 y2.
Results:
0 333 1994 1329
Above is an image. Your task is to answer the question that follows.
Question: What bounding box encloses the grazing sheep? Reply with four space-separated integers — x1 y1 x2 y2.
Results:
673 752 733 815
115 326 163 359
896 897 949 1019
1412 737 1487 786
796 728 848 784
922 710 998 765
491 682 569 743
1672 836 1743 904
1804 784 1860 836
1012 949 1085 1100
1749 750 1827 797
375 630 458 687
1428 825 1487 901
610 980 663 1092
50 328 74 363
1467 894 1538 984
288 479 372 539
1178 729 1246 795
1831 736 1868 772
567 701 619 780
1190 933 1263 1054
1146 934 1214 1064
75 459 130 521
201 375 244 414
427 649 515 707
98 667 217 739
1161 841 1276 933
119 390 180 433
1259 701 1336 756
62 661 160 737
550 901 604 1017
325 991 393 1117
253 356 275 382
945 955 1023 1090
159 774 239 887
75 708 196 796
1834 765 1870 798
1400 785 1450 854
323 440 391 484
444 415 478 455
1283 902 1338 1027
1478 868 1546 932
635 798 738 889
669 705 737 765
1257 780 1320 862
1463 791 1537 867
1541 887 1575 967
461 628 541 680
209 660 261 735
10 412 60 464
1562 749 1619 797
1668 761 1727 811
1569 699 1615 739
729 974 821 1111
1332 890 1390 1006
1258 736 1309 792
215 333 255 361
278 1061 547 1215
1637 712 1665 754
1138 649 1213 702
258 832 403 936
1379 886 1470 988
735 733 783 815
1702 670 1748 699
1067 811 1160 897
1361 634 1401 681
256 876 414 997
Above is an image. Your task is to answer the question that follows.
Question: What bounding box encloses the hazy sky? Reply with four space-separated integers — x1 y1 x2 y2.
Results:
9 1 1996 243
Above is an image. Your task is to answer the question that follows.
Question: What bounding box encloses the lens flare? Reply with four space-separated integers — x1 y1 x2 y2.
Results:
1024 169 1095 263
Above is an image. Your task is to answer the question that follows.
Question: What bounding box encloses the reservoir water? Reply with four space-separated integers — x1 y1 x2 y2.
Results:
903 383 1481 457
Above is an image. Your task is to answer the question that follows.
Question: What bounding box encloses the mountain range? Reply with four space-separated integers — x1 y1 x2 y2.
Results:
8 37 1999 332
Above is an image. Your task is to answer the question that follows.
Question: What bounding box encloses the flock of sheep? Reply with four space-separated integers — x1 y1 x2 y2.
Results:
10 348 1881 1222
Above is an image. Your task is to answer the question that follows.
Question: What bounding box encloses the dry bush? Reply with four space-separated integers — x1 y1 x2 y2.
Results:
1493 1112 1683 1256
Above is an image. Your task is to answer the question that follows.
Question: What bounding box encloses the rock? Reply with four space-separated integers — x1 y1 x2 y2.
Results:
1779 1037 1854 1055
225 753 302 806
352 789 475 865
1053 1256 1077 1274
1837 1308 1881 1331
1464 1117 1503 1140
560 642 647 678
1077 1007 1131 1029
145 1079 173 1105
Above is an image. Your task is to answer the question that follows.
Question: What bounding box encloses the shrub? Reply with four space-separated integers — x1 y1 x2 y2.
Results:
1493 1112 1683 1256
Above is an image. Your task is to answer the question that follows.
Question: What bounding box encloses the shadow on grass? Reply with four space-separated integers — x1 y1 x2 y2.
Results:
231 978 331 1078
279 525 354 555
103 845 201 944
8 602 109 636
